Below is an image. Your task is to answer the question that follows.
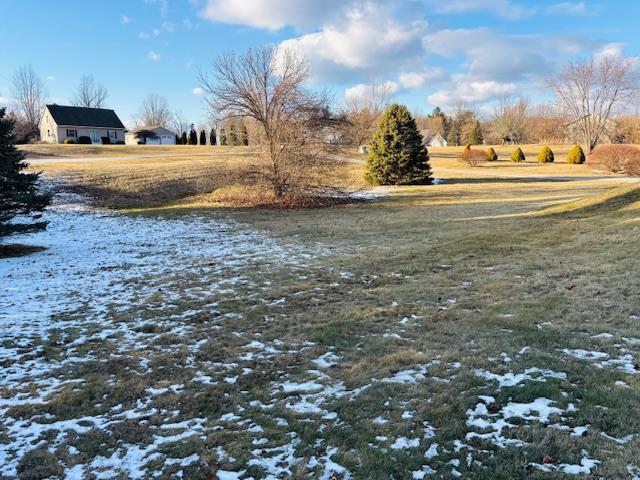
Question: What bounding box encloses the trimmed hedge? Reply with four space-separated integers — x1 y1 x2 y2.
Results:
485 147 497 162
510 147 525 162
567 145 585 164
537 146 554 163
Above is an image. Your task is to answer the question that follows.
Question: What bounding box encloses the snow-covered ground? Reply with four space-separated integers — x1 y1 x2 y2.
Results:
2 191 639 479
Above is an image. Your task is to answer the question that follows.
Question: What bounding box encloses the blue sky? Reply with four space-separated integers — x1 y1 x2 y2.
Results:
0 0 638 127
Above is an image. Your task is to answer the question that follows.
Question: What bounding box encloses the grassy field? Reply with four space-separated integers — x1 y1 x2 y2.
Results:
4 144 640 478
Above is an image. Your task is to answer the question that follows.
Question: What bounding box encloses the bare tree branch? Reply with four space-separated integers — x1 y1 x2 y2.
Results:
11 65 46 131
136 94 172 128
548 55 639 152
71 75 108 108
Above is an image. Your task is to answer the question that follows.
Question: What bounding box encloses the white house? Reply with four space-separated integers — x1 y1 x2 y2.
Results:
39 104 126 144
422 131 448 148
125 126 176 145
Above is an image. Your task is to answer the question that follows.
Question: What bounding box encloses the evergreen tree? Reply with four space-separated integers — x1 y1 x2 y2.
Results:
447 121 461 146
180 131 187 145
537 146 554 163
209 128 216 146
220 128 227 146
199 129 206 145
510 147 526 162
567 145 585 164
365 104 432 185
188 126 197 145
469 121 484 145
229 125 238 146
0 108 52 240
241 125 249 146
174 134 180 145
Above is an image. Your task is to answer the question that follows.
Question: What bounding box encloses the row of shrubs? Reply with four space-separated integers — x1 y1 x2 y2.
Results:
460 145 586 166
63 137 125 145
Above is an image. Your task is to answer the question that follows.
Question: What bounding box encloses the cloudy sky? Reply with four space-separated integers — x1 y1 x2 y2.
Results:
0 0 637 126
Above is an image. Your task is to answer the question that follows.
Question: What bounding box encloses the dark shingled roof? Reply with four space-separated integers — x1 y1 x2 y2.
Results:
45 104 125 129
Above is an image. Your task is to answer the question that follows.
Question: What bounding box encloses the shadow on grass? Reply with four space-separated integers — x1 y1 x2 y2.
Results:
0 244 47 258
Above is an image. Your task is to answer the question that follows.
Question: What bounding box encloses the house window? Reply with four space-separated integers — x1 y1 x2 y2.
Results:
109 130 117 140
66 129 77 138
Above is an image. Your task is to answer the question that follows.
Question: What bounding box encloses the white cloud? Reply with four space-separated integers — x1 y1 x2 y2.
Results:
121 14 132 24
0 96 9 106
546 2 587 14
345 80 399 103
428 79 517 106
147 50 161 61
192 87 205 95
198 0 344 31
428 0 534 19
47 75 55 81
398 68 445 88
280 2 428 83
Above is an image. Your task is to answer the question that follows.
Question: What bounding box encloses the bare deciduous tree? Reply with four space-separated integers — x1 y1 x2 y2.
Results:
71 75 108 108
11 65 46 131
341 79 394 148
170 111 190 136
491 97 530 145
549 55 639 152
199 45 341 199
136 94 172 128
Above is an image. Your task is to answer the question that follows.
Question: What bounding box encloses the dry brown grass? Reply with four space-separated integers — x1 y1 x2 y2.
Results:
32 146 365 209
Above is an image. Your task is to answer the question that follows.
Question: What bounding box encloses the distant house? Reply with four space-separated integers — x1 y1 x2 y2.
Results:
125 126 176 145
39 104 125 144
421 131 448 148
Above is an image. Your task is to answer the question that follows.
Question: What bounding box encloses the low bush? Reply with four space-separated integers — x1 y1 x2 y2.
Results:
101 137 110 145
78 136 92 145
537 146 554 163
63 138 77 144
459 148 486 167
115 140 125 145
567 145 585 164
510 147 525 162
485 147 498 162
588 144 640 176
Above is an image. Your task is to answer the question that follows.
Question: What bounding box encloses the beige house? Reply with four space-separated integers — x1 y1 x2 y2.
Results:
125 126 176 145
39 104 125 144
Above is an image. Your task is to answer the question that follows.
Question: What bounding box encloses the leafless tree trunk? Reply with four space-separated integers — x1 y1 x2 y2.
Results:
491 97 530 145
11 65 46 131
136 94 172 128
548 55 639 152
71 75 108 108
199 45 340 199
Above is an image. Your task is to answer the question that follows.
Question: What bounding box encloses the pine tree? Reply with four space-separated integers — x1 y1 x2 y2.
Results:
174 134 180 145
188 127 197 145
469 121 483 145
0 108 52 240
510 147 526 162
447 121 461 146
567 144 585 164
241 125 249 146
181 131 187 145
209 128 216 146
229 125 238 146
199 129 206 145
366 104 432 185
537 146 554 163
